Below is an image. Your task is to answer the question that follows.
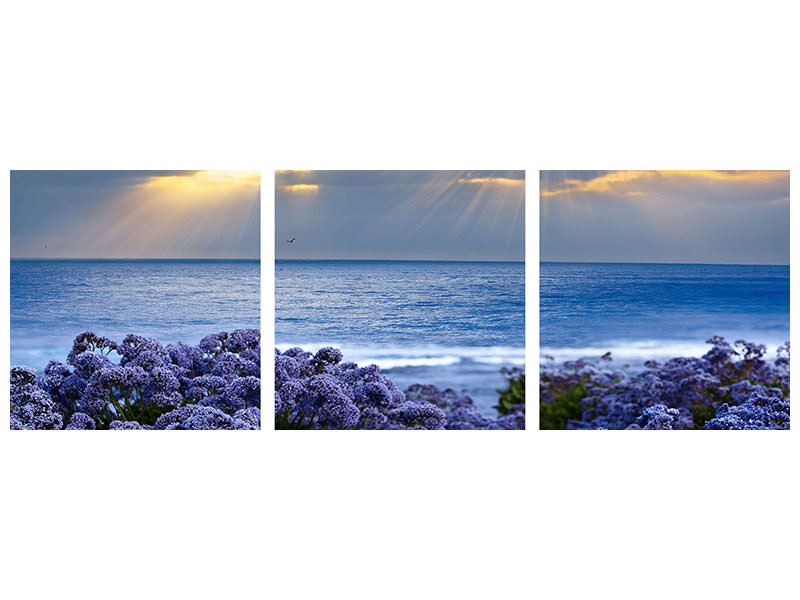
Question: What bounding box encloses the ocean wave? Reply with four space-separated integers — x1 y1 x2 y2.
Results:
11 345 74 370
275 342 525 370
540 339 789 364
378 356 462 369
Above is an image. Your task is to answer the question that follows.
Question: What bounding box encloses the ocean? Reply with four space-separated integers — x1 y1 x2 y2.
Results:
10 259 260 369
275 260 525 415
540 262 790 365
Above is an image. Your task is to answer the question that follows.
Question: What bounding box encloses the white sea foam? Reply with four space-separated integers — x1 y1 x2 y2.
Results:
540 339 788 364
275 342 525 370
377 356 462 369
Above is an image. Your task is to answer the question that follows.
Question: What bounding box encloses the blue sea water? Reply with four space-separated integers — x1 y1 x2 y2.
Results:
275 260 525 415
10 259 260 369
540 262 790 365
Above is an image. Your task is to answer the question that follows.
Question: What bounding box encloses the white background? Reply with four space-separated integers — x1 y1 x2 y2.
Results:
1 1 798 599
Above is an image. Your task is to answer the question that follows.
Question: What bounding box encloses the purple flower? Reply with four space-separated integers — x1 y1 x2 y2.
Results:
212 352 258 379
734 339 767 361
147 366 180 395
541 336 789 430
704 392 790 430
67 332 118 365
43 361 71 391
11 329 261 430
165 341 204 371
223 376 261 411
66 412 97 430
703 336 739 364
360 407 390 430
109 420 146 430
447 405 492 429
634 404 681 430
118 334 168 364
199 332 229 357
71 351 114 380
275 346 522 430
11 366 38 387
353 381 394 409
487 407 526 430
10 383 64 430
231 406 261 430
302 374 360 429
155 405 234 430
387 402 447 430
228 329 260 353
312 347 343 367
186 375 228 401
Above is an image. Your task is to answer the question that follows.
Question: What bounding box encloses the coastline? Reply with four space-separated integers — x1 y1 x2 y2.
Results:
275 346 525 430
276 341 524 417
539 336 790 430
541 339 789 369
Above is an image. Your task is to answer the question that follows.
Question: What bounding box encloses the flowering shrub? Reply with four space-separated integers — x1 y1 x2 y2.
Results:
275 347 525 430
10 330 261 430
540 338 789 430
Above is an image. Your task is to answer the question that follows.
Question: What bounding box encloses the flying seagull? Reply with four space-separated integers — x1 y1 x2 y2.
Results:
286 237 296 243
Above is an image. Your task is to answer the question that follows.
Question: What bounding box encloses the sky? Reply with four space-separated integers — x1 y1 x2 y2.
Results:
275 170 525 260
540 170 789 264
11 171 260 259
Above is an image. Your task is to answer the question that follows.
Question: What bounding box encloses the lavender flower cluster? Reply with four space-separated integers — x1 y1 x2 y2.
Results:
275 347 525 430
10 330 261 430
540 337 789 430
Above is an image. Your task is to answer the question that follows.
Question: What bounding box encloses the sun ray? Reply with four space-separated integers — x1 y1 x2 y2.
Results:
83 170 260 258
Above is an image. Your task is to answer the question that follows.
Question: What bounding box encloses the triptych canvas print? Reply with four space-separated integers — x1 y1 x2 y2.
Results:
8 170 790 430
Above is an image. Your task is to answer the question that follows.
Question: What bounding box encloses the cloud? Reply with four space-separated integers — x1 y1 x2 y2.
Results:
540 170 789 264
276 170 525 261
457 176 525 186
276 170 525 190
11 170 259 259
541 170 788 198
10 170 202 188
279 183 319 193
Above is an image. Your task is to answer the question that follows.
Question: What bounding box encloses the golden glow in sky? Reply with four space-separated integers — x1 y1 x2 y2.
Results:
457 176 525 186
275 170 525 260
146 170 260 195
539 169 789 264
280 183 320 193
88 171 260 257
541 170 788 197
10 170 261 259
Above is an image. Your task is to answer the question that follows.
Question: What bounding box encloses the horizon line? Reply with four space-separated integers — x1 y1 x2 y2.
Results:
540 260 789 266
11 257 260 261
276 258 525 263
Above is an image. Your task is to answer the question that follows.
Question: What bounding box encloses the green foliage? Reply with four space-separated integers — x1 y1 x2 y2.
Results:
87 390 175 430
494 372 525 415
275 410 316 430
691 403 716 429
132 402 176 427
540 384 587 430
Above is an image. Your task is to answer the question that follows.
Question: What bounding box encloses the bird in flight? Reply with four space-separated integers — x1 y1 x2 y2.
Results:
286 237 296 243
